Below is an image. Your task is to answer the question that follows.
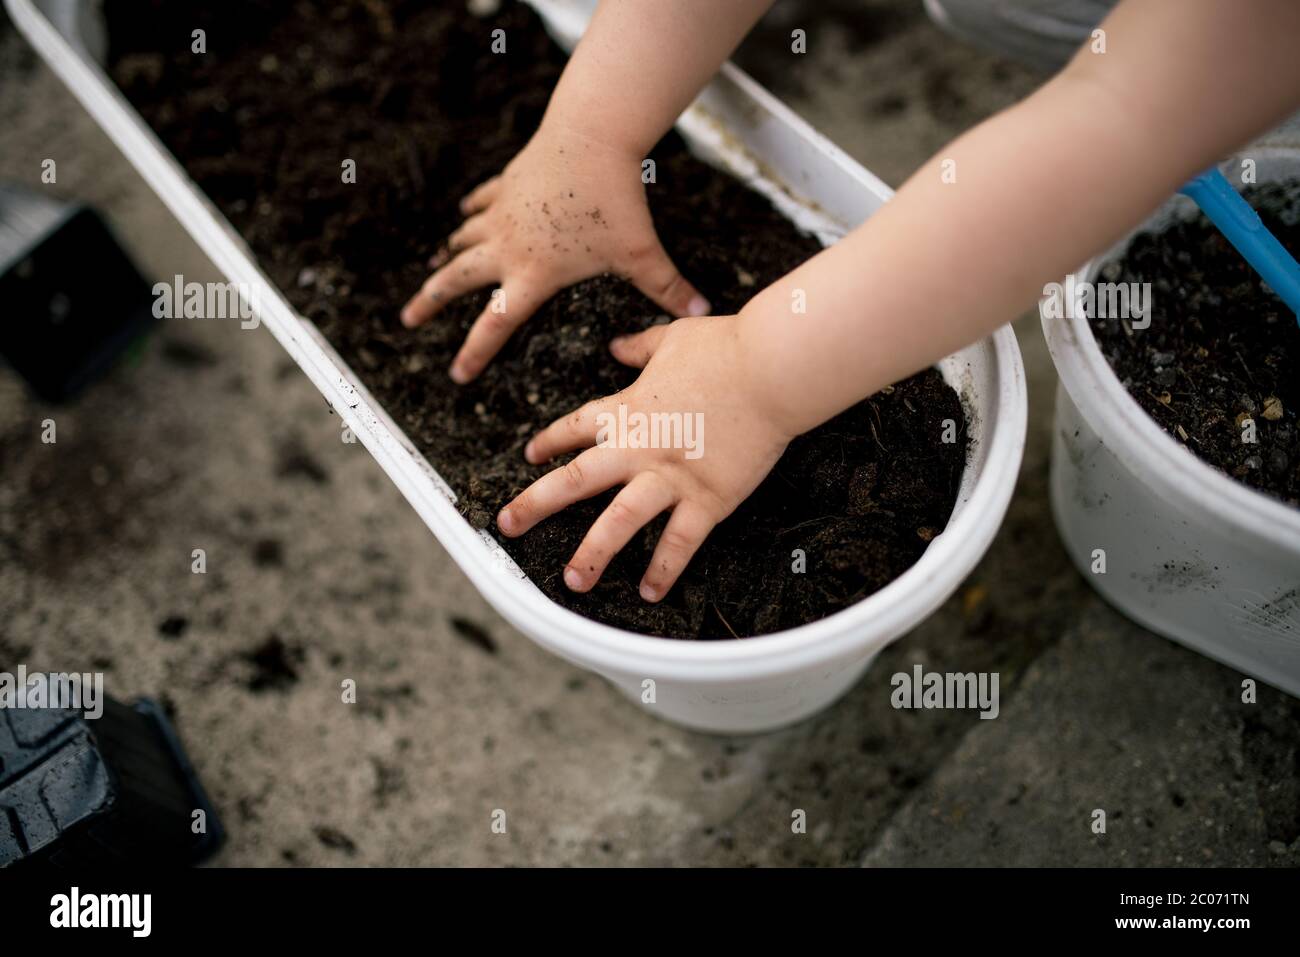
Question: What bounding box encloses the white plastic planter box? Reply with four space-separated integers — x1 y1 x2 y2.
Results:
11 0 1027 732
1045 146 1300 700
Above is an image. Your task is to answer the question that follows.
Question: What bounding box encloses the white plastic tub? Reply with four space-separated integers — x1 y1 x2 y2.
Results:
11 0 1027 732
1045 147 1300 699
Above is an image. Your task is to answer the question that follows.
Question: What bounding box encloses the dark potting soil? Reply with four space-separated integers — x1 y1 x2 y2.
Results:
105 0 967 638
1090 181 1300 507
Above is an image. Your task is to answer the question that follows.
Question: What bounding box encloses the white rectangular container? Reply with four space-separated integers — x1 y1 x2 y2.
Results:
9 0 1026 732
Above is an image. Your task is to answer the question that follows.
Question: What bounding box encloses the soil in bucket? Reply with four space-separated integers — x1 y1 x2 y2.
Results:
103 0 967 639
1088 180 1300 508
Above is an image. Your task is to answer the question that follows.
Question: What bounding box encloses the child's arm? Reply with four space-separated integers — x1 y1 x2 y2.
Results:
401 0 774 383
543 0 776 162
500 0 1300 601
741 0 1300 439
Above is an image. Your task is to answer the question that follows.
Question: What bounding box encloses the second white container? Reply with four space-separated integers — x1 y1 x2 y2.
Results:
1044 147 1300 699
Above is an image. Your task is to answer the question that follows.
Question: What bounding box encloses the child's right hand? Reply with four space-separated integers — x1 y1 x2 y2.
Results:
399 122 710 383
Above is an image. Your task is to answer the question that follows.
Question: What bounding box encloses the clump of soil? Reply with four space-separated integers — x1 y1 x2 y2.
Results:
105 0 967 638
1090 181 1300 507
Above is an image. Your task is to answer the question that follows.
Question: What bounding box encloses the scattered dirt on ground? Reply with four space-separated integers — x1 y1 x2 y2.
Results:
239 634 303 692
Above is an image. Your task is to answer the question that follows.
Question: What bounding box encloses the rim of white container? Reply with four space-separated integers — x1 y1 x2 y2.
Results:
1043 146 1300 554
478 323 1025 681
9 0 1027 684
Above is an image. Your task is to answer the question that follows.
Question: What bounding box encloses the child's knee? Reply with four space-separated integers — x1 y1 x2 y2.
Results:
922 0 1115 71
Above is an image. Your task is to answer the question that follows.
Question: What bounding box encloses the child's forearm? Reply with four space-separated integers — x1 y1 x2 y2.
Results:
740 0 1300 437
541 0 774 157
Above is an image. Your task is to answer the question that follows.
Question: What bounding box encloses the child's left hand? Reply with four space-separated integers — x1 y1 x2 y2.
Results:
496 315 794 601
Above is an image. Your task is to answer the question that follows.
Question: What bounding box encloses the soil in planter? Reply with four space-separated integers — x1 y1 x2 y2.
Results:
104 0 967 639
1089 180 1300 508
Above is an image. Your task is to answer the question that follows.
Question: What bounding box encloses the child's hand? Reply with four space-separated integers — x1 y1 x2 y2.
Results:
496 315 793 601
400 124 710 383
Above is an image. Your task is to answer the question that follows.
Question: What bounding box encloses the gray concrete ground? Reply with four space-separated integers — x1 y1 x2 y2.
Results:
1 2 1296 867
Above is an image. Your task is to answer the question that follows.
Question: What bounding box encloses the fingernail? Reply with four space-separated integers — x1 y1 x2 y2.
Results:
609 335 628 350
686 295 711 317
449 363 469 384
563 566 584 591
497 509 515 533
639 582 660 602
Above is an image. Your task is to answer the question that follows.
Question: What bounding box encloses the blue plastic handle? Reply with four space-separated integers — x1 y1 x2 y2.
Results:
1179 167 1300 324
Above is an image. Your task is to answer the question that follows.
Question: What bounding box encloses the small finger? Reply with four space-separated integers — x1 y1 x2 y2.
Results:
563 473 676 592
626 240 710 319
497 447 628 537
428 214 491 270
640 502 714 602
460 176 502 215
427 219 489 270
524 394 616 466
609 323 670 370
449 279 547 383
446 213 491 254
400 247 496 329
